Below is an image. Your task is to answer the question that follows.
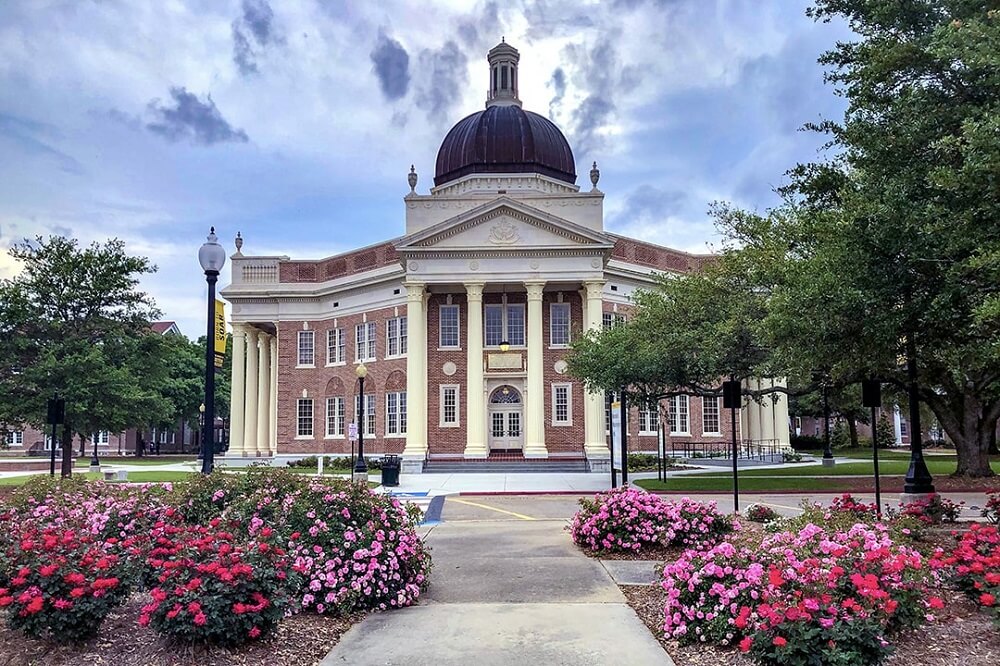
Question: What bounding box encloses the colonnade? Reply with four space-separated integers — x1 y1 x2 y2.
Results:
228 323 278 457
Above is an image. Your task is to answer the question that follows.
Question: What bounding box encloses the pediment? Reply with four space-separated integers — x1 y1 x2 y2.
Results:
395 197 613 253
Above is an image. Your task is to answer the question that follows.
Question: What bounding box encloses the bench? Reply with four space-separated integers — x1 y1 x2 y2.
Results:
102 469 129 482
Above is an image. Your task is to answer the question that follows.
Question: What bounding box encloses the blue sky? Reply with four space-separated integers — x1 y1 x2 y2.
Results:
0 0 850 336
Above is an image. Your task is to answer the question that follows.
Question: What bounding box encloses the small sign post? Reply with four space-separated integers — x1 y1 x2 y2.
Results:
348 422 358 466
610 399 622 488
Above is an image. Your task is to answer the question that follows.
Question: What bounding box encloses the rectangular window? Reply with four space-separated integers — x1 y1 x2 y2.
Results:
702 397 721 435
506 304 525 346
484 304 504 346
386 391 407 435
356 322 376 362
484 303 526 347
5 431 23 446
668 395 690 435
297 330 315 366
93 430 110 445
325 396 345 437
440 385 459 427
327 328 345 365
354 394 376 436
899 419 908 436
552 384 571 425
550 303 571 346
297 398 314 437
439 305 460 348
639 402 658 434
602 312 626 330
386 317 407 357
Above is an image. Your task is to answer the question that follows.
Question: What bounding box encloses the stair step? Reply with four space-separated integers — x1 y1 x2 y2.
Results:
423 460 591 473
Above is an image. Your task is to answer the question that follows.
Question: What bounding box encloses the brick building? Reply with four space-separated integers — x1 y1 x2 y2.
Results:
220 41 791 472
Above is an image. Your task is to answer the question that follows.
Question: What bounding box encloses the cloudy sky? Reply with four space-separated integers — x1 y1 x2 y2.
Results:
0 0 850 337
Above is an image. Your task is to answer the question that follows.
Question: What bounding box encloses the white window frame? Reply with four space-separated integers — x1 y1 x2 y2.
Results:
297 330 315 367
552 383 572 426
5 430 23 446
602 312 626 330
386 317 407 359
354 394 376 436
668 395 690 436
94 430 110 445
326 328 345 366
639 402 658 435
296 398 314 438
549 302 571 347
702 396 722 436
325 396 345 438
385 391 407 436
355 322 376 362
439 305 461 349
439 384 460 427
484 303 526 348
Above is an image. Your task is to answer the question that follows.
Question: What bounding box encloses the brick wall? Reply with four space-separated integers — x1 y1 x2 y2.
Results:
426 292 469 455
1 424 127 456
541 290 585 455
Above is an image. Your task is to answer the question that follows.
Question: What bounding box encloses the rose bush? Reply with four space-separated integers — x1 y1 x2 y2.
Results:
899 493 963 525
931 523 1000 626
745 504 781 524
570 489 733 555
982 491 1000 526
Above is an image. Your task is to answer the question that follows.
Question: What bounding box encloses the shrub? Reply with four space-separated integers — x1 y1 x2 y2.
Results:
831 421 852 450
781 451 802 463
898 493 963 525
0 527 132 642
745 504 780 523
625 453 674 471
829 493 878 518
983 491 1000 525
666 497 734 548
746 617 892 665
931 523 1000 625
571 488 676 554
141 522 294 646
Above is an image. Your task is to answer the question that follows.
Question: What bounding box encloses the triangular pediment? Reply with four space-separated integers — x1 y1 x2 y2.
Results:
395 197 614 253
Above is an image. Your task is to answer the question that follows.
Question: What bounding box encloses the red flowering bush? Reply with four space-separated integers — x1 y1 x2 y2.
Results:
0 526 131 642
571 489 733 555
899 493 963 524
931 523 1000 625
140 521 295 646
828 493 878 518
745 504 781 523
663 522 936 665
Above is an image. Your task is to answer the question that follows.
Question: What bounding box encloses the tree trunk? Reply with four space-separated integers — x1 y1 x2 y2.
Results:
847 417 859 448
951 407 996 477
60 425 74 477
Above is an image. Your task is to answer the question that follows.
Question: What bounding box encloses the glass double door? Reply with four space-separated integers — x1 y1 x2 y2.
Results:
489 409 522 451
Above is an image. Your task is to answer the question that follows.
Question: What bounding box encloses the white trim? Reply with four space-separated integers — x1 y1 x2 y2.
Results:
385 316 407 360
638 401 658 435
551 382 572 426
297 330 315 366
325 396 345 438
549 302 571 347
701 396 722 436
668 395 690 435
385 390 407 436
326 327 346 365
296 397 314 438
355 321 377 362
439 384 460 428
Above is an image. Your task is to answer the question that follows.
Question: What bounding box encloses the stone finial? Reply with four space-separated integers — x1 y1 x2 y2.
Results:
590 161 600 190
235 231 244 255
408 165 418 193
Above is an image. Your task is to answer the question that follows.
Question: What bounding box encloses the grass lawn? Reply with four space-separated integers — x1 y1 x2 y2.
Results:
0 471 197 486
635 476 851 492
687 458 1000 478
75 456 197 467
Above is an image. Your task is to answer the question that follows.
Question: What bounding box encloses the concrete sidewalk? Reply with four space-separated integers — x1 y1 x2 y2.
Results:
321 518 672 665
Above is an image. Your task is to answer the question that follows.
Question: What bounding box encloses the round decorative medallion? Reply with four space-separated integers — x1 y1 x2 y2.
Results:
442 361 457 376
407 261 419 271
469 260 479 271
232 304 242 314
554 360 569 375
591 258 601 269
529 259 540 270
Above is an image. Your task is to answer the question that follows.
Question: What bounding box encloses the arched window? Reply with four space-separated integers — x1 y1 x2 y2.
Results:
490 385 521 404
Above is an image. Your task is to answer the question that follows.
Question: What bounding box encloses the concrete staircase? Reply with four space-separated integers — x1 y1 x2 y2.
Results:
423 458 590 474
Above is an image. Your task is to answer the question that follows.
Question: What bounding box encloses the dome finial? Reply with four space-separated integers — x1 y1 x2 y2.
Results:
486 40 521 109
590 161 601 191
408 165 418 193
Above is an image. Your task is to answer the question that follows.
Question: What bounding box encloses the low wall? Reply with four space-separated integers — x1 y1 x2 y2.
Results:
0 458 53 472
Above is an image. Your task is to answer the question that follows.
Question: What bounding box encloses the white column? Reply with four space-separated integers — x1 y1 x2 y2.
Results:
229 323 247 457
243 327 259 456
402 283 427 461
464 283 487 458
256 332 270 456
582 280 608 461
760 378 775 444
269 335 278 455
773 377 791 449
524 281 548 458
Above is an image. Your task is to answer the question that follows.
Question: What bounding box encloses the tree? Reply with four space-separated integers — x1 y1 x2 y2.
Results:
0 236 169 476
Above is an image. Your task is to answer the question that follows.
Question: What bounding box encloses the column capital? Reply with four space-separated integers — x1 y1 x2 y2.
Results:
464 282 485 300
583 280 605 299
524 281 545 300
245 326 259 341
232 321 248 333
404 282 425 301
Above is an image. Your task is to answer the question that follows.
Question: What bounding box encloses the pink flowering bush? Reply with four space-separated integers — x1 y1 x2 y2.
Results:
570 489 734 554
745 504 781 523
663 522 937 665
898 493 963 524
140 521 294 646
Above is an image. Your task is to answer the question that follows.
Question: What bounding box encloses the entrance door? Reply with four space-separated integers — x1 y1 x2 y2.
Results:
488 385 523 452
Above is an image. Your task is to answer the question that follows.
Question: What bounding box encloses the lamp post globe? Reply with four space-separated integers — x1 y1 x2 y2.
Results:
353 363 369 482
199 228 226 475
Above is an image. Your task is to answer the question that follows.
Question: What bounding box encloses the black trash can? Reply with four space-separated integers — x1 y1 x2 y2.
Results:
381 454 401 487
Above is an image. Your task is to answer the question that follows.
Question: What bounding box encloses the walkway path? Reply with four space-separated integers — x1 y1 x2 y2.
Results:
320 503 672 665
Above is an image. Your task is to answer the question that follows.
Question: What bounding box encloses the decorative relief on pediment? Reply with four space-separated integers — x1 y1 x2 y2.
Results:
488 218 520 245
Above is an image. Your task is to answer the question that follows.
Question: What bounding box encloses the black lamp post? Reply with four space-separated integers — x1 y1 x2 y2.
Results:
353 363 369 482
199 227 226 475
197 403 205 457
89 433 101 469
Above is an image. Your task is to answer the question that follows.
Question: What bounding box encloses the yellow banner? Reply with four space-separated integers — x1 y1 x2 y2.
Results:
214 299 227 356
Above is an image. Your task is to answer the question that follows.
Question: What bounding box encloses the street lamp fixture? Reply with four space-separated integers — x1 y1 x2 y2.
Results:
354 363 369 483
199 227 226 475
